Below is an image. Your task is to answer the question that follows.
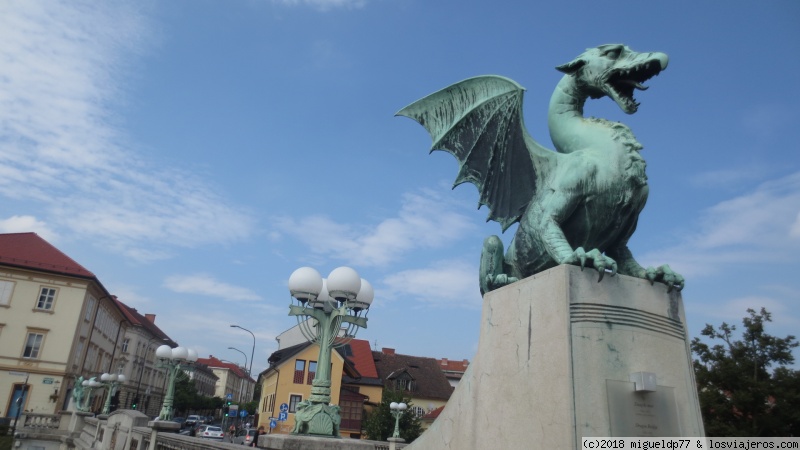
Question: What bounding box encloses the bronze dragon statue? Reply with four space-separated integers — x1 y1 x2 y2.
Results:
397 44 684 295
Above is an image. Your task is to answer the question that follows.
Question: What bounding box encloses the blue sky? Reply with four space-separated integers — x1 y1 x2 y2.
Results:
1 0 799 376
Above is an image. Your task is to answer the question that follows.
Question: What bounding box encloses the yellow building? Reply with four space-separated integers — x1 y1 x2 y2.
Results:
256 338 382 439
0 232 130 416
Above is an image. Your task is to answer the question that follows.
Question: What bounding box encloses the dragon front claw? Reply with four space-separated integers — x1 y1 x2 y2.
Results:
644 264 684 292
565 247 618 282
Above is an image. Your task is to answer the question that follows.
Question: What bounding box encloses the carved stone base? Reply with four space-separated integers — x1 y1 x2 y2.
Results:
406 265 704 449
290 402 341 438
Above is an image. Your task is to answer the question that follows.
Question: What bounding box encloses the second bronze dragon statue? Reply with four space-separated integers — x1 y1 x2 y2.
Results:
397 44 684 295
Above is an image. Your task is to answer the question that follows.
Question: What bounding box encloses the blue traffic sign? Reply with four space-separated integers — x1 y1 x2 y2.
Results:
279 403 288 413
278 411 288 422
269 419 277 429
239 410 248 418
226 393 233 400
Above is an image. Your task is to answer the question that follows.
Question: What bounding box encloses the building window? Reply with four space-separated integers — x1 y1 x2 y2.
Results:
0 280 15 306
412 406 425 418
85 296 96 321
23 332 45 358
36 287 57 310
293 360 306 384
121 338 130 353
307 361 317 385
394 378 414 392
288 394 302 413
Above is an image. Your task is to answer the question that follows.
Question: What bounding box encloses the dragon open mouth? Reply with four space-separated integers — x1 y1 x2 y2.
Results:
605 58 666 114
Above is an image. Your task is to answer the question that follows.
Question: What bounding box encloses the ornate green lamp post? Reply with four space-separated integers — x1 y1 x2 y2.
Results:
287 266 374 438
154 345 197 420
99 373 126 415
80 377 101 412
389 402 407 438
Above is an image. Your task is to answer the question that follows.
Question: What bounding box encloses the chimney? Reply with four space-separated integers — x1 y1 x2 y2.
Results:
382 348 395 355
440 358 448 366
144 313 156 323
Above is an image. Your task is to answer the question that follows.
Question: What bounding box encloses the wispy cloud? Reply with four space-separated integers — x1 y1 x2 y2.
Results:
0 215 59 242
381 259 482 309
163 274 263 302
0 1 256 262
273 188 477 267
641 171 800 277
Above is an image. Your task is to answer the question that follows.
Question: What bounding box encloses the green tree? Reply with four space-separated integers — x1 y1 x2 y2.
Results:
691 307 799 436
363 389 423 443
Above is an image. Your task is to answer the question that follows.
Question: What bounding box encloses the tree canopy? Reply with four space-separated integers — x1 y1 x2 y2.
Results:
691 307 799 436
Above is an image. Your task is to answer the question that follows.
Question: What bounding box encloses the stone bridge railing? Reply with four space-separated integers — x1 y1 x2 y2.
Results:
13 410 407 450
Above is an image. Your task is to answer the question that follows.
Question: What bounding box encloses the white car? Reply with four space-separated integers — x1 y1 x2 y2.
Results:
196 425 224 440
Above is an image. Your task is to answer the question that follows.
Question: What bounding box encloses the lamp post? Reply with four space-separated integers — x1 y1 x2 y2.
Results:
389 402 407 438
154 345 197 420
388 401 408 450
227 346 249 403
81 377 102 413
230 324 255 401
99 373 126 415
287 266 374 438
134 337 168 411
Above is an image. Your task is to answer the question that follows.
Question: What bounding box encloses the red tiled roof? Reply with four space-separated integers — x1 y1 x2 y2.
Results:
198 355 254 382
0 232 95 278
346 339 379 378
422 405 445 420
113 297 175 346
437 358 469 373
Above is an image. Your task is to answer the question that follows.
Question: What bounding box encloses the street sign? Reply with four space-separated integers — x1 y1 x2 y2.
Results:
226 393 232 400
228 404 239 417
239 410 248 418
279 403 288 413
9 371 27 377
269 419 277 429
42 378 54 384
278 411 288 422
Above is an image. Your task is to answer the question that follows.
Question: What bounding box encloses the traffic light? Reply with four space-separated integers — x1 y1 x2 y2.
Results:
132 396 139 410
223 405 229 415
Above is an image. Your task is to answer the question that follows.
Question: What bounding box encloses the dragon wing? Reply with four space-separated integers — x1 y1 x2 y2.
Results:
397 75 553 232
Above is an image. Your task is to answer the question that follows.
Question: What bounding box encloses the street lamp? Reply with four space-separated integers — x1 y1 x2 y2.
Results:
228 346 249 403
99 373 126 415
287 266 373 438
389 401 408 450
134 337 168 411
389 402 407 438
154 345 197 420
230 324 255 401
227 347 248 373
80 377 102 413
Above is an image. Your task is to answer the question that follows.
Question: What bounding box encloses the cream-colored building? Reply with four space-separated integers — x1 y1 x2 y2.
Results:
0 232 130 416
114 301 177 417
197 356 254 404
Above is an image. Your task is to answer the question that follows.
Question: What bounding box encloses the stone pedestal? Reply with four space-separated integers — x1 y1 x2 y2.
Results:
407 265 704 449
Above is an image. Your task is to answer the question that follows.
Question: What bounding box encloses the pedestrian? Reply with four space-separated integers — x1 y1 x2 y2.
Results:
251 426 266 447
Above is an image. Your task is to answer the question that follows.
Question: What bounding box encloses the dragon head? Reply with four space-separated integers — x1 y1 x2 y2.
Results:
556 44 668 114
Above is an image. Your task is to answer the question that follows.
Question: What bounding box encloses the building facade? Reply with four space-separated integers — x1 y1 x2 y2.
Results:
256 338 384 439
197 356 254 404
0 233 130 417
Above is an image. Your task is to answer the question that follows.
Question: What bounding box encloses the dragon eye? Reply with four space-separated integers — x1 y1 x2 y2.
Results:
605 49 621 59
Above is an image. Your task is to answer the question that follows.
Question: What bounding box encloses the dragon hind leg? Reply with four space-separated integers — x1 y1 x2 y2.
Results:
480 235 518 295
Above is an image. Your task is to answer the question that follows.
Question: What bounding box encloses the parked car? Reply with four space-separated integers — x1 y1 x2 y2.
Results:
185 415 202 428
233 428 258 446
171 417 186 428
196 425 225 440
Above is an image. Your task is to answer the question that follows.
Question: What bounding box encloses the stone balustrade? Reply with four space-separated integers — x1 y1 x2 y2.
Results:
12 409 408 450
